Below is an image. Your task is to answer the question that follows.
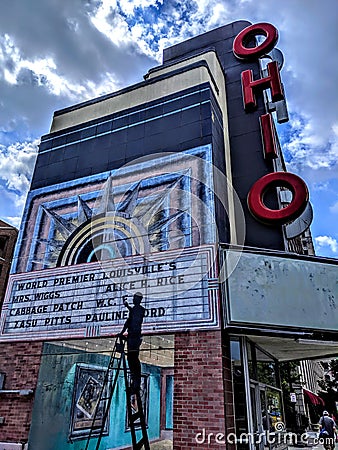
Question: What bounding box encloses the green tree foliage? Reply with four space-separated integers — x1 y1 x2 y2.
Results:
279 361 303 432
318 359 338 392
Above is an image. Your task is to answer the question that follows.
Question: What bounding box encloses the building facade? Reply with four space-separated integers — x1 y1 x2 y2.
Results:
0 21 337 450
0 220 18 305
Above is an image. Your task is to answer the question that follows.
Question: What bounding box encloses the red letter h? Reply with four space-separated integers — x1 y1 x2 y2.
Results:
241 61 284 111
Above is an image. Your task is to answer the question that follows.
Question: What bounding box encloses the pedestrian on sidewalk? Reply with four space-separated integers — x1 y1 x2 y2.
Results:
319 410 337 450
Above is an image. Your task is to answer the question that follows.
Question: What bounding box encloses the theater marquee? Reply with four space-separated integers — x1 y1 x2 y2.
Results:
0 245 219 341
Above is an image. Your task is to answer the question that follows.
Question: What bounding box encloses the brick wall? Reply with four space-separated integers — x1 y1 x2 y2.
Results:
0 220 18 305
174 330 235 450
0 341 43 443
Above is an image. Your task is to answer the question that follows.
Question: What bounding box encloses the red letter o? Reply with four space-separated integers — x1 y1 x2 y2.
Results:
247 172 309 225
233 23 278 60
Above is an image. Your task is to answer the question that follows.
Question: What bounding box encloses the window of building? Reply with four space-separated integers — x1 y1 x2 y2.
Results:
231 338 249 443
246 341 278 387
255 347 278 387
0 372 5 390
0 236 8 259
231 337 284 449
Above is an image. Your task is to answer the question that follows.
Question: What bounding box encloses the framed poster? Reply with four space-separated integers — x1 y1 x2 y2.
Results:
69 364 109 439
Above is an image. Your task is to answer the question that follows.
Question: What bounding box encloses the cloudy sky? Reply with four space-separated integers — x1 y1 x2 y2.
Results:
0 0 337 257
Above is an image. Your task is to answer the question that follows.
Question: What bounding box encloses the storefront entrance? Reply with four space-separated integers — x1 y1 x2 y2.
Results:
231 337 284 450
250 382 284 450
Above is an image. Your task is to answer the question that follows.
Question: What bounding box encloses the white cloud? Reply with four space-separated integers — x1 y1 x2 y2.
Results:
0 140 39 228
3 215 21 229
89 1 130 48
0 33 120 102
283 113 338 184
0 140 38 201
0 0 156 142
0 184 27 227
315 236 338 254
329 201 338 214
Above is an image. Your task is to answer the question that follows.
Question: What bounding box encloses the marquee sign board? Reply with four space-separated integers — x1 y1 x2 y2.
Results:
224 249 338 332
0 245 219 341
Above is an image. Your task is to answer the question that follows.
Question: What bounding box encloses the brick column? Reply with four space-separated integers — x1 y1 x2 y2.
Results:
174 330 231 450
0 341 43 443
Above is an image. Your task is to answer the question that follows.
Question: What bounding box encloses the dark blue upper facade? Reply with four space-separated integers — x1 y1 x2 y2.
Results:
33 83 222 186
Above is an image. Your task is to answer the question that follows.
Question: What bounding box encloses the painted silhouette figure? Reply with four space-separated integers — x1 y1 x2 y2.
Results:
119 292 145 392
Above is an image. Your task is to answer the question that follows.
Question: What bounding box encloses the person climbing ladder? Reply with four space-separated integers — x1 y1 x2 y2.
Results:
118 292 145 392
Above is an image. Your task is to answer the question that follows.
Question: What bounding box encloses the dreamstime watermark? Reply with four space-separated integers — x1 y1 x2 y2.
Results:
195 424 333 446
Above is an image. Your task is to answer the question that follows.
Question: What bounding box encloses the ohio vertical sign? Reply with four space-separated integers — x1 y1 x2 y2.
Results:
233 23 309 225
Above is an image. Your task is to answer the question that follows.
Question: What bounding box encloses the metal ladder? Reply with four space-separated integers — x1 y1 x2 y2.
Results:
83 336 150 450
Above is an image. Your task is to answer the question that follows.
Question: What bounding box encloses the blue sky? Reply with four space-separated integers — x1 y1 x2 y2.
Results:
0 0 337 257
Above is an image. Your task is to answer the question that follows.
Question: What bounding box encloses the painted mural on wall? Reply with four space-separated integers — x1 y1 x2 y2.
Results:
28 343 163 450
13 145 217 273
0 145 221 341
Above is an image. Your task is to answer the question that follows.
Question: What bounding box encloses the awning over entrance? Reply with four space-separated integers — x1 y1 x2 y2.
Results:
303 388 325 406
247 335 338 361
